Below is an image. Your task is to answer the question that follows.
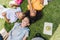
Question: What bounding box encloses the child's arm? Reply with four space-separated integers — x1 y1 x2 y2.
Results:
2 12 10 23
4 33 9 40
28 0 36 14
28 0 33 13
23 30 29 40
23 36 27 40
40 0 44 5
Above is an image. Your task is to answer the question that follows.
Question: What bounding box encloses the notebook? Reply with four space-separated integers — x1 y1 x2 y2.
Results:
43 22 53 35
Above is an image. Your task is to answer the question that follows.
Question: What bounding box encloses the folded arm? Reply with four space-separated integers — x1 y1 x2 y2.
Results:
2 12 10 23
40 0 44 5
28 0 36 17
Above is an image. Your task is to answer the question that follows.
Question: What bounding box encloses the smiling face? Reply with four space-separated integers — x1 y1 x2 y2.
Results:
16 12 25 20
21 17 30 27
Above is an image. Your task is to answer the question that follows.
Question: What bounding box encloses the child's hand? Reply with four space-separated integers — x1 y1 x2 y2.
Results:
16 12 25 20
2 12 6 17
28 0 31 4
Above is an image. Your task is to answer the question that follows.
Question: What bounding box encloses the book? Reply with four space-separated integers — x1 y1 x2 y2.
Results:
43 22 53 35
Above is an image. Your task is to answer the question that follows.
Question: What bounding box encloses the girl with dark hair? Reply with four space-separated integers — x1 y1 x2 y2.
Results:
25 0 43 24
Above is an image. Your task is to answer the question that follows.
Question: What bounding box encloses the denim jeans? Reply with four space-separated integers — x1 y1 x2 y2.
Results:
0 34 3 40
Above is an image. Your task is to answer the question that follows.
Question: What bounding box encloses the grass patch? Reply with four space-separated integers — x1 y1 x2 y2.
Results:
0 19 5 30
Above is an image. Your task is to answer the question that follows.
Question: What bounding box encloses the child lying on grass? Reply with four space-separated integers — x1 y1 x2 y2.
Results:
2 7 25 23
7 17 30 40
26 0 43 17
24 0 43 23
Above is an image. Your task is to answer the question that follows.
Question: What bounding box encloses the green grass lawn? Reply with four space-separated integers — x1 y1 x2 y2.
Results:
0 0 60 40
0 19 5 30
50 24 60 40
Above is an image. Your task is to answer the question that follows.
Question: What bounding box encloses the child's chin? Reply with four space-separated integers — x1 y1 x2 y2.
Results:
23 24 26 26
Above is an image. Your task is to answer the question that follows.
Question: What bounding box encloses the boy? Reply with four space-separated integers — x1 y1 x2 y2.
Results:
2 8 25 23
7 17 30 40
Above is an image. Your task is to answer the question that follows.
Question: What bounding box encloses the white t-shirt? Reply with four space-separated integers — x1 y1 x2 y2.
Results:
3 7 21 23
0 5 5 19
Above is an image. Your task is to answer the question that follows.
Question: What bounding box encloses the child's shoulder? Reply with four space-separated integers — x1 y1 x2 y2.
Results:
14 22 21 26
24 27 30 31
16 7 21 12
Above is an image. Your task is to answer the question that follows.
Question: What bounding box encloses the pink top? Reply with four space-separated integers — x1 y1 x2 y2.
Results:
14 0 23 5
